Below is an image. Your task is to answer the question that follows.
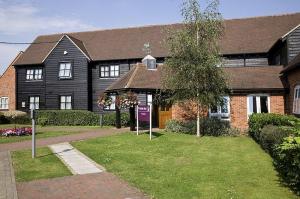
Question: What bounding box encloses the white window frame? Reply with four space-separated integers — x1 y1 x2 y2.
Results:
147 94 153 106
26 69 43 80
100 65 119 78
60 96 72 110
247 94 270 117
104 95 116 110
29 96 40 110
59 62 72 79
293 85 300 114
209 96 230 120
0 97 9 110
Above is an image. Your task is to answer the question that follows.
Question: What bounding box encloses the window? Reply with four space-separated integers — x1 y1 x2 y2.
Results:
100 65 119 78
60 96 72 110
247 95 270 116
59 63 72 79
293 85 300 114
26 69 43 80
29 96 39 110
0 97 9 109
104 95 116 110
147 94 153 106
209 96 230 119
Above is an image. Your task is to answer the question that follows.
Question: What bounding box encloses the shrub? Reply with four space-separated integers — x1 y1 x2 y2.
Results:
0 111 31 125
275 136 300 194
166 118 235 136
35 110 130 127
0 112 9 124
248 113 298 140
258 125 291 153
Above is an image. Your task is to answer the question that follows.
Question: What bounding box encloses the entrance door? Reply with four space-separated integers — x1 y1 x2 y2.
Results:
159 105 172 129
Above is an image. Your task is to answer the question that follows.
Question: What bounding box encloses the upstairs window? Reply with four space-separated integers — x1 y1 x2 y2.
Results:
60 96 72 110
209 96 230 119
100 65 119 78
59 62 72 79
29 96 39 110
0 97 9 110
293 85 300 114
247 95 269 116
26 69 43 80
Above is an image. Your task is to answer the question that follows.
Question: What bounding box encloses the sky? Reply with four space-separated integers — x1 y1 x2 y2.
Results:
0 0 300 75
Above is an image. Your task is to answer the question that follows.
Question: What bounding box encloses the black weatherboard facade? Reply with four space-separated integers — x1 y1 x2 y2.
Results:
16 36 90 111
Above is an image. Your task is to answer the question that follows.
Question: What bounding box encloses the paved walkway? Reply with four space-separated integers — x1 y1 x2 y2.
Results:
0 151 18 199
49 143 104 175
17 173 149 199
0 128 128 152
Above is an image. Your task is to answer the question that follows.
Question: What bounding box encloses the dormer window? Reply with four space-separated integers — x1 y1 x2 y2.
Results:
142 55 157 70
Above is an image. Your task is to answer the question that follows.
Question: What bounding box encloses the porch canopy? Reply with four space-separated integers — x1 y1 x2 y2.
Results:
105 63 163 130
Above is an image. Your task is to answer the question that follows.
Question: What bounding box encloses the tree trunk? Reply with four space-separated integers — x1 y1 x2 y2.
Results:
196 103 201 137
129 107 135 131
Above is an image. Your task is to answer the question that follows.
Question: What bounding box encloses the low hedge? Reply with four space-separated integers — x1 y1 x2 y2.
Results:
0 111 31 125
248 113 300 194
36 110 130 127
248 113 298 140
165 118 239 136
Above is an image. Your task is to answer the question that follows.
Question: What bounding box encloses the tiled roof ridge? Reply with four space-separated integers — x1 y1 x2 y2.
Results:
125 63 141 88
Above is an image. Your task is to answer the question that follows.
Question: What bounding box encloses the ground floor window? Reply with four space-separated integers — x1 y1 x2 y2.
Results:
60 96 72 110
0 97 9 110
209 96 230 119
293 85 300 114
247 94 270 116
29 96 40 110
104 95 116 110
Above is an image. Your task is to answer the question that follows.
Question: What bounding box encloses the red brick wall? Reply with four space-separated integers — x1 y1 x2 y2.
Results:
286 69 300 114
0 52 22 111
171 94 285 131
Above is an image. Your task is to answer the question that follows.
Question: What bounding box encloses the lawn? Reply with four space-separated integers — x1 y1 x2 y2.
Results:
73 132 299 199
11 147 72 182
0 125 105 144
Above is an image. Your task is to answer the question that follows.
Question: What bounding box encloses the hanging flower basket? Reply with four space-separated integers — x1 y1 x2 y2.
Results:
118 91 139 109
97 93 113 109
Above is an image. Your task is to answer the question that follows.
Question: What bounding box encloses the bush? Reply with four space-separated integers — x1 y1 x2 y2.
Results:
258 125 291 153
248 113 298 140
0 112 9 124
165 118 236 136
275 136 300 194
35 110 130 127
0 111 30 125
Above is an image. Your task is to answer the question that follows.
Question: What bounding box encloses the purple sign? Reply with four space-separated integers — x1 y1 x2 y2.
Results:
138 105 150 122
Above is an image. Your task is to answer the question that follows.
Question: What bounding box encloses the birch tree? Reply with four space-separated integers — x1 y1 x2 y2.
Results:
163 0 229 137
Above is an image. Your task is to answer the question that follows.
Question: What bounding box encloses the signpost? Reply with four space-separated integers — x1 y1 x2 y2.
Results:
136 104 152 140
31 108 36 158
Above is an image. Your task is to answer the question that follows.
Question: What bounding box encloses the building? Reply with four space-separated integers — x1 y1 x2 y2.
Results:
12 13 300 129
0 52 23 111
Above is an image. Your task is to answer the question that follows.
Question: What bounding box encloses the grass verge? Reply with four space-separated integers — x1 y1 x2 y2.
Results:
11 147 71 182
73 132 299 199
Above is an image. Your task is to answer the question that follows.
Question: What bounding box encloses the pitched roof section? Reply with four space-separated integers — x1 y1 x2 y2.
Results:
14 13 300 65
224 66 284 90
281 53 300 73
0 51 23 77
106 64 284 92
107 63 162 91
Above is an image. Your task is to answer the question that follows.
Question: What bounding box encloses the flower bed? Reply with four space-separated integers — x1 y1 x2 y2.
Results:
0 128 32 137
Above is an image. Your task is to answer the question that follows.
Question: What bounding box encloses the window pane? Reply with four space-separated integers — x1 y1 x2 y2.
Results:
110 70 115 77
61 96 66 102
61 103 65 110
66 63 71 70
67 96 71 102
252 96 257 113
260 96 268 113
105 72 109 77
115 71 119 76
147 94 152 105
66 103 72 109
35 97 39 102
30 97 34 103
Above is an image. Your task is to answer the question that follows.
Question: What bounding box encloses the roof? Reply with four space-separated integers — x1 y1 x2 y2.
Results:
224 65 284 91
281 53 300 73
106 64 284 92
14 13 300 66
107 63 162 91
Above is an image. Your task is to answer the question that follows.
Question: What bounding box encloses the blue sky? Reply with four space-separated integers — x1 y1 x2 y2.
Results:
0 0 300 74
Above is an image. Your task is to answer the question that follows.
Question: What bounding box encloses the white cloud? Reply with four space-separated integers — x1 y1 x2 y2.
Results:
0 3 95 35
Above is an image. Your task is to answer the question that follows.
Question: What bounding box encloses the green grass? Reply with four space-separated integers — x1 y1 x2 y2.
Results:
0 125 107 144
73 132 299 199
11 147 72 182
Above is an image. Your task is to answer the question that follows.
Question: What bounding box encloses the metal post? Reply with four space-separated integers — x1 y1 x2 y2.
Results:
136 105 139 135
31 109 36 158
150 104 152 140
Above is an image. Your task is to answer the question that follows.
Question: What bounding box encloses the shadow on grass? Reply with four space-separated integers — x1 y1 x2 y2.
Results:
36 148 74 158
